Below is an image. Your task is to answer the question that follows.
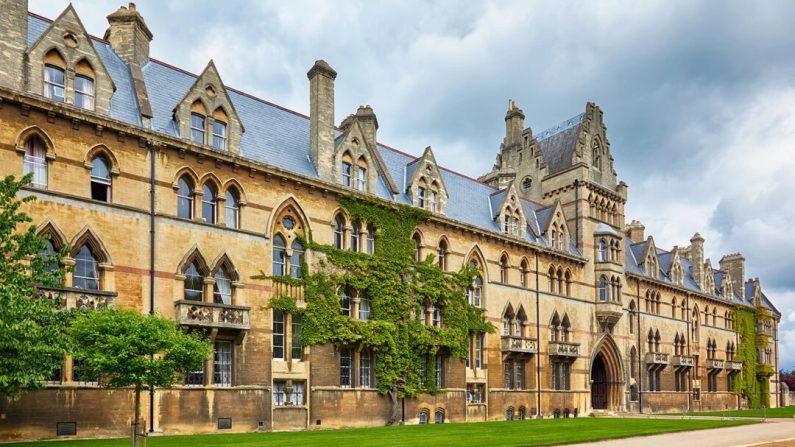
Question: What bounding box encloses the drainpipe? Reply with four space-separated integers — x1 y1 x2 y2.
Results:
148 142 156 433
636 279 642 413
535 251 541 416
573 179 579 250
686 294 692 412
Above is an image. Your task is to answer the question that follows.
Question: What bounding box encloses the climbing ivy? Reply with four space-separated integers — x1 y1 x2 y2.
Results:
732 307 772 407
255 195 494 399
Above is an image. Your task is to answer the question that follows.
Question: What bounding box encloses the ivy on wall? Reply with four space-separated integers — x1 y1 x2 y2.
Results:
732 306 772 407
259 195 494 399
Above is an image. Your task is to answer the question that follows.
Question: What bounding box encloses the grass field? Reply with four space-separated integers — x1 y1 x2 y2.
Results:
2 417 756 447
686 406 795 418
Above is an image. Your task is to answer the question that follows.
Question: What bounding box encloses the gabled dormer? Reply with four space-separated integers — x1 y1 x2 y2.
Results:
721 270 734 299
406 146 449 214
490 181 526 238
640 236 660 279
703 258 715 295
669 247 684 286
26 5 116 114
334 106 398 195
173 61 243 153
539 200 569 250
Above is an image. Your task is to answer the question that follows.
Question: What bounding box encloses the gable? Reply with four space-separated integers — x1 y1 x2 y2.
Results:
406 146 449 214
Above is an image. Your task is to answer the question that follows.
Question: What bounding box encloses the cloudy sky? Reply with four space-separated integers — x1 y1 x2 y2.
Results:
31 0 795 370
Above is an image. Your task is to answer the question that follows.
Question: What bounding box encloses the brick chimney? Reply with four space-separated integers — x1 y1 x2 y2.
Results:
719 252 746 299
689 233 705 290
504 99 525 150
105 3 152 66
625 220 645 243
307 59 337 181
355 105 378 146
0 0 28 92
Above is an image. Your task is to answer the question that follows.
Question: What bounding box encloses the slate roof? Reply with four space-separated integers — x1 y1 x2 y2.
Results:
535 113 583 175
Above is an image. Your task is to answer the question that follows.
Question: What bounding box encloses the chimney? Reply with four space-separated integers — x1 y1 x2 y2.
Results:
105 3 153 67
719 253 746 299
504 99 525 149
689 233 705 290
0 0 28 91
625 220 645 243
355 105 378 146
307 59 337 181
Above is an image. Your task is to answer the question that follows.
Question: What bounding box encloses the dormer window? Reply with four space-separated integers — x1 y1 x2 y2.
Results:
44 65 65 103
212 121 227 149
418 183 427 208
74 75 94 110
341 152 353 187
191 113 206 144
355 157 367 192
428 188 438 213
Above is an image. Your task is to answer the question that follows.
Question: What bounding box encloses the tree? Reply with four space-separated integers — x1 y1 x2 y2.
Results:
69 308 211 447
0 174 69 402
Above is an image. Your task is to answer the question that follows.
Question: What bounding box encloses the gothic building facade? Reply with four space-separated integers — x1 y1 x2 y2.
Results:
0 1 781 441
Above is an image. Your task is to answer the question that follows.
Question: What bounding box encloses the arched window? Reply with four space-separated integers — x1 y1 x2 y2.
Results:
190 112 206 144
74 245 99 290
272 234 287 276
225 188 239 229
671 298 677 319
518 406 526 420
519 260 527 287
44 62 65 102
564 270 572 296
201 183 217 224
598 276 607 302
341 152 353 187
183 261 203 301
437 239 448 271
593 140 601 170
340 289 352 316
333 214 345 250
417 178 427 208
212 108 228 149
23 136 48 189
413 232 422 262
647 329 655 352
90 155 111 202
712 308 717 326
598 239 607 262
355 156 367 191
350 221 361 252
418 410 428 425
548 265 556 293
177 176 194 219
362 224 374 254
359 292 371 321
434 409 444 424
213 267 232 305
561 314 571 342
429 182 439 213
628 300 636 334
550 312 561 342
557 267 564 294
506 407 514 421
41 239 61 273
499 255 508 283
291 240 304 278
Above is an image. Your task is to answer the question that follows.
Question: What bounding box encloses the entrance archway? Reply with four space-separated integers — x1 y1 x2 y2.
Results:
589 334 624 411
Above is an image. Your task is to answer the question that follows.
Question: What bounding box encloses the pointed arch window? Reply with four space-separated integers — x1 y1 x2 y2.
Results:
272 234 287 276
550 313 561 342
598 239 607 262
499 255 508 283
598 276 608 302
225 188 239 229
74 245 99 290
417 185 427 209
366 224 376 254
201 183 217 224
359 292 371 321
413 233 422 262
340 289 352 316
213 267 232 305
74 75 95 110
628 300 636 334
23 137 48 189
468 276 483 308
177 176 194 219
290 240 304 279
44 65 65 103
90 155 111 202
333 214 345 250
183 261 203 301
437 239 448 271
350 221 361 252
41 239 61 274
519 260 527 287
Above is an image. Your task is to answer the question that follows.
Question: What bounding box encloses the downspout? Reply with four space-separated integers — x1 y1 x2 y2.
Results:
636 279 642 413
535 251 541 416
148 142 156 433
686 294 692 412
573 179 579 250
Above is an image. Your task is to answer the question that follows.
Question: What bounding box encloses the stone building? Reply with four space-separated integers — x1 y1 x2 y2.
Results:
0 1 781 441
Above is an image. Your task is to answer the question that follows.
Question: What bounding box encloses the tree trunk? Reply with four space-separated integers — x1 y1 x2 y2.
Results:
387 386 399 426
133 384 141 447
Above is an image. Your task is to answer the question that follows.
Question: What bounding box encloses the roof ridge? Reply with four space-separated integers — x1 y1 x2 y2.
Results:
376 143 498 190
28 11 110 45
535 112 585 141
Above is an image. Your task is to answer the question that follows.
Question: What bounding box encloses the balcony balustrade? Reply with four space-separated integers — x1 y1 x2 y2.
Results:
548 341 580 358
175 300 250 331
645 352 669 365
500 336 538 354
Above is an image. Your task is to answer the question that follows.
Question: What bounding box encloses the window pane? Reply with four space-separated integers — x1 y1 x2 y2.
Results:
74 76 94 110
202 184 216 223
340 349 351 387
213 268 232 304
213 341 232 386
225 190 238 229
73 245 99 290
290 382 304 405
273 310 284 359
191 114 205 144
212 121 227 149
44 66 65 102
184 262 203 301
273 381 285 406
291 240 303 278
177 177 193 219
291 315 302 360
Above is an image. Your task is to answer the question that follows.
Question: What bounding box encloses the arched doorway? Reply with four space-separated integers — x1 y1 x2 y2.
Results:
591 355 608 409
589 335 624 412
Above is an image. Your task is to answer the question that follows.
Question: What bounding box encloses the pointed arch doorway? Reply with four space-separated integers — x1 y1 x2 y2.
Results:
590 335 624 412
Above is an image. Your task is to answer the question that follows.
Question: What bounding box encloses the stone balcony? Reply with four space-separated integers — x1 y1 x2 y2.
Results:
705 358 724 370
595 301 623 326
645 352 669 365
548 341 580 358
500 336 538 355
174 300 251 332
671 355 694 368
37 286 116 310
726 361 743 371
272 280 305 303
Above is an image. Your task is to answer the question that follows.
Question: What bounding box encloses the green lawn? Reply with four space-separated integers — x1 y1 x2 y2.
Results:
3 418 756 447
686 406 795 418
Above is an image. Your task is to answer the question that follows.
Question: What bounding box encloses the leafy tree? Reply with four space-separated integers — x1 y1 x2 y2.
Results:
0 174 69 401
69 308 211 446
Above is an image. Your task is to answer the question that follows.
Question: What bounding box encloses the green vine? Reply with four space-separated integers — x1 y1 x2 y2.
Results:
733 307 772 407
255 195 494 398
